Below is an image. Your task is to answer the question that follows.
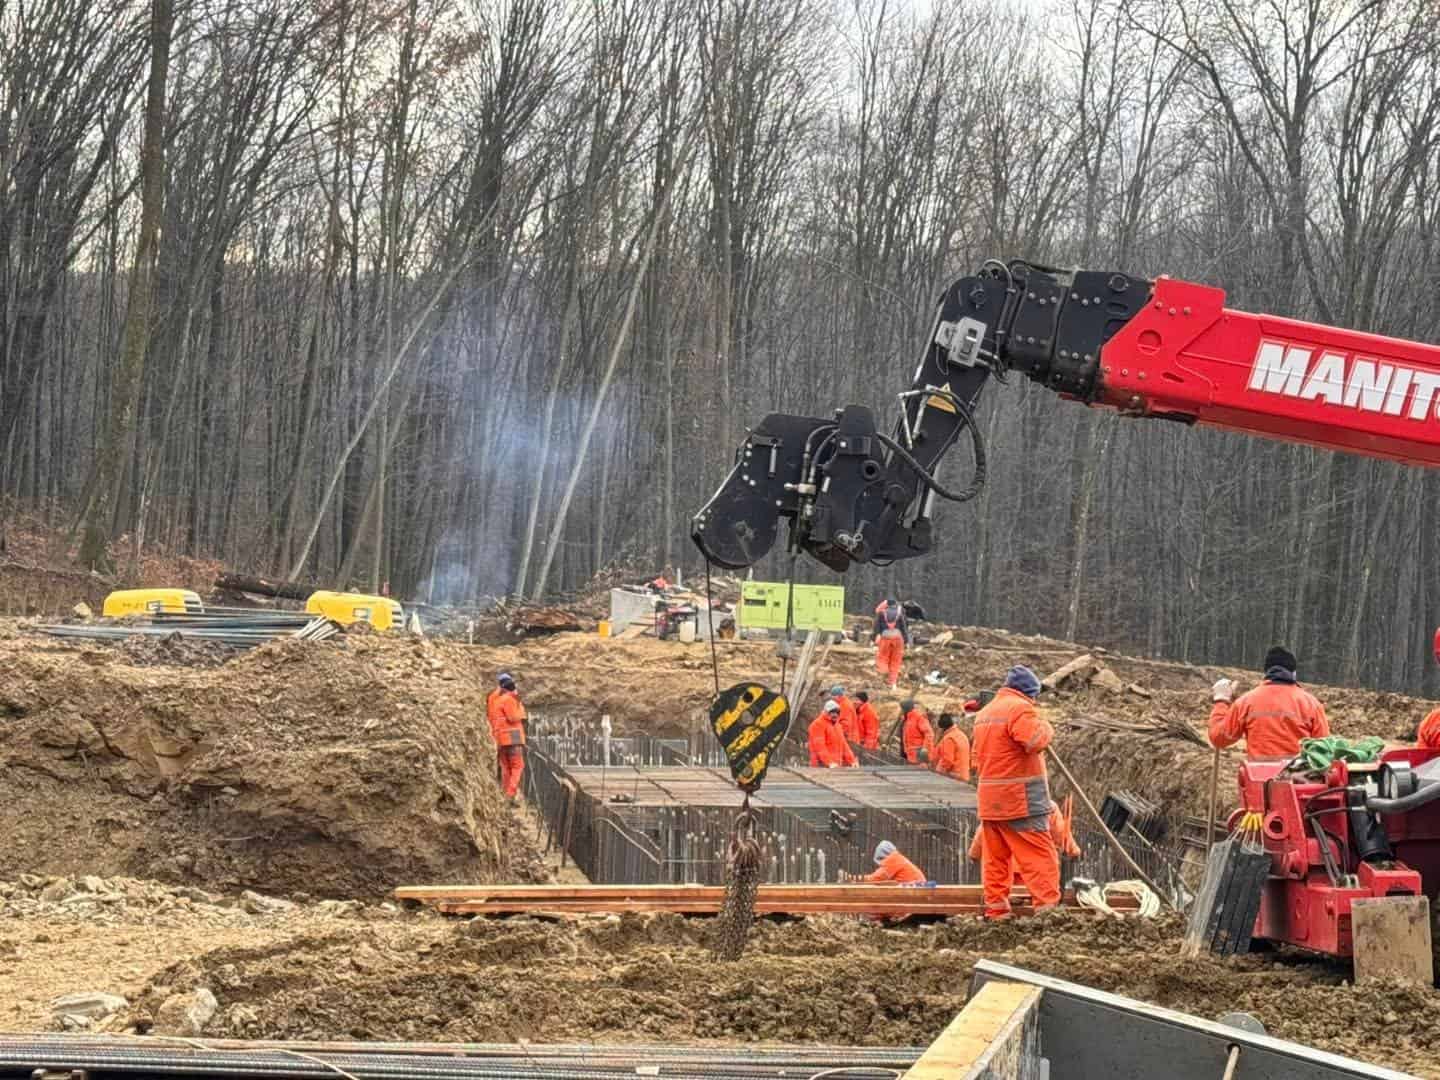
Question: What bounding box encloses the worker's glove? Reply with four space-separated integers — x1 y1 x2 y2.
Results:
828 763 838 769
1211 677 1235 703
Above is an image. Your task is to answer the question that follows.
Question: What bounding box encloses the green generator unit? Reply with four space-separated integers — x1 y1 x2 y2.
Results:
739 581 846 633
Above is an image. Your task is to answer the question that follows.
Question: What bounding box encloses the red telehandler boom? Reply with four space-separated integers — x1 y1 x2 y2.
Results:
692 258 1440 976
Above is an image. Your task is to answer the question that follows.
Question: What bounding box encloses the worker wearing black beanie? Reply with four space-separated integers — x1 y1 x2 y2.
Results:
1208 644 1328 759
1263 646 1298 682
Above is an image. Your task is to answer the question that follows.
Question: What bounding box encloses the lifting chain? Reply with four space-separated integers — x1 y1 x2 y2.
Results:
712 797 762 960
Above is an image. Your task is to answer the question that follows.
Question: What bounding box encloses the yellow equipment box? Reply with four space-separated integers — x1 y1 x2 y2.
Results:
305 591 403 631
102 588 204 617
739 581 845 632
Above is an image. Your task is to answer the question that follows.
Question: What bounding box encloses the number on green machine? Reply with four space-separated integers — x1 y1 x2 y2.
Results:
709 682 791 789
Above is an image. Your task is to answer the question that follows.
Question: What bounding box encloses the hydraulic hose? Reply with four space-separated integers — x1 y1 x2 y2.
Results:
1367 780 1440 815
876 413 986 504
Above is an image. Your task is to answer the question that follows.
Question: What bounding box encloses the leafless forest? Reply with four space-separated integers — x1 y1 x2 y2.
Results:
1 0 1438 692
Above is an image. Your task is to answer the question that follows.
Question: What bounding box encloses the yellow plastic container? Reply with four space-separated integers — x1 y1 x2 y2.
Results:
304 591 402 631
598 620 612 638
102 589 204 617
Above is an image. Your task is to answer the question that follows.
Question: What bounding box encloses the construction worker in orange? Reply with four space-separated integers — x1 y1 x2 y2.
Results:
1209 646 1329 760
486 672 528 800
900 698 934 765
972 665 1060 920
829 684 860 744
932 712 970 781
856 691 881 750
809 700 858 768
873 597 909 689
848 840 926 883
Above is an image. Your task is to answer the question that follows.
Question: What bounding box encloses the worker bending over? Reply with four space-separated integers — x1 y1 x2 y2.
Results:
1209 646 1329 760
874 597 909 689
809 700 858 768
845 840 926 884
932 713 970 781
486 672 528 800
829 684 860 744
856 691 880 750
900 699 935 765
973 665 1060 919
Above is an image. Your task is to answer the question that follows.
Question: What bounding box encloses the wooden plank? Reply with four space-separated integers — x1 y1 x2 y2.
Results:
435 903 1054 916
903 981 1043 1079
396 883 1137 920
1352 896 1434 985
396 883 1135 905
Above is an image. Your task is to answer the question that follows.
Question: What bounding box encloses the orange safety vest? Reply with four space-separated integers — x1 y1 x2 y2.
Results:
864 850 926 884
971 687 1052 821
808 714 856 767
857 702 880 749
836 696 860 743
1208 680 1328 759
486 688 527 747
901 709 934 763
933 725 970 781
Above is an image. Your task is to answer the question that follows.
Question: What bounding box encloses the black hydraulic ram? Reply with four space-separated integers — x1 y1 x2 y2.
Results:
690 260 1152 572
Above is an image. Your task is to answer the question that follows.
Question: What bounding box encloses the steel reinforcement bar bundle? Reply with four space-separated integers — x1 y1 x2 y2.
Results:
524 738 977 887
0 1035 919 1080
32 608 341 649
524 718 1185 893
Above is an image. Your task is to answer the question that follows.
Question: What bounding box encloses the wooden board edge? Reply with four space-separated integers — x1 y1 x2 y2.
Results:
902 981 1043 1079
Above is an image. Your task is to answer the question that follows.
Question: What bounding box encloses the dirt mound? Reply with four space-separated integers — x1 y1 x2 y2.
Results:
0 633 544 897
112 908 1434 1075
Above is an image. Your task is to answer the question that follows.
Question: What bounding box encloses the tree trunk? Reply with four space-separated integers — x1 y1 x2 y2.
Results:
78 0 173 571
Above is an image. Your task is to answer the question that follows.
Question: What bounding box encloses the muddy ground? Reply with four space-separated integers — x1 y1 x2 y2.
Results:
0 874 1434 1076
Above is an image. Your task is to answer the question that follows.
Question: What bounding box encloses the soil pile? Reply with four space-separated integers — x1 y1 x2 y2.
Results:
0 634 544 897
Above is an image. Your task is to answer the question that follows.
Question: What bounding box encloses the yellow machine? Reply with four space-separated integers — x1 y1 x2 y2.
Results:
304 591 403 631
102 588 204 617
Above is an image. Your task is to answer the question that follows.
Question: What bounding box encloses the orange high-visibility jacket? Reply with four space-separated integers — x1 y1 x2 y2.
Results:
857 702 881 749
809 714 857 767
1209 681 1329 759
486 688 527 747
836 696 860 743
902 709 935 763
933 725 970 781
863 850 926 883
971 687 1053 821
1419 707 1440 749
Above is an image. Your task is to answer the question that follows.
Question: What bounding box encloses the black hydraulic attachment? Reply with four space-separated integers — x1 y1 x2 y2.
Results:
691 260 1152 572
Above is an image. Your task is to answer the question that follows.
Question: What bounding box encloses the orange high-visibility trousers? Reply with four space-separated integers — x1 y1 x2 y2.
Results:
981 820 1060 918
876 636 904 685
499 745 526 799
